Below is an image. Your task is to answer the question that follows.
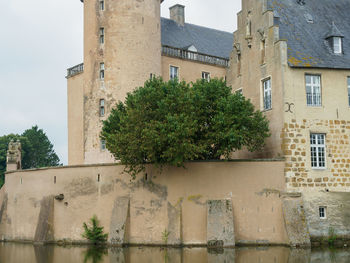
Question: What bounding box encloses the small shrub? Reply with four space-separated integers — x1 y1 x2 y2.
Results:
82 215 108 244
328 227 337 246
162 229 170 244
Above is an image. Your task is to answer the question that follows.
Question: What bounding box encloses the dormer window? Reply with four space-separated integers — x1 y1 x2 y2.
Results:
325 22 344 55
333 37 342 54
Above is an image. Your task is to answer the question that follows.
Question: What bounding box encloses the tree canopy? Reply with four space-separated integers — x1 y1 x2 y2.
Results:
0 126 60 188
101 78 270 177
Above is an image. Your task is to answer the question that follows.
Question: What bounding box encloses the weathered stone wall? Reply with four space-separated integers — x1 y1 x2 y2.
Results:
0 161 290 246
303 191 350 240
82 0 162 164
227 0 287 159
283 67 350 192
282 119 350 191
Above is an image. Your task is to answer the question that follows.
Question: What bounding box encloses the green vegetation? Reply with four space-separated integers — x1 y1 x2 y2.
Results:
0 126 60 188
328 227 337 246
101 77 270 178
82 215 108 244
162 228 170 245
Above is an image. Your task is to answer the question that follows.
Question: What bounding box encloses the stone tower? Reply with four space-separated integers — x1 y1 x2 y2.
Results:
68 0 163 164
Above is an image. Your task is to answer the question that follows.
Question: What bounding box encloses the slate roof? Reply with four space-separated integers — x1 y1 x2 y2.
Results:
161 17 234 59
267 0 350 69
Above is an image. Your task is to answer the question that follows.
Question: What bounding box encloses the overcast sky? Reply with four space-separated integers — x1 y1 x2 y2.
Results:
0 0 241 165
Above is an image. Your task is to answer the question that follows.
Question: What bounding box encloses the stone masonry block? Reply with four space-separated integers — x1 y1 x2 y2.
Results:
282 196 311 247
109 197 130 245
167 202 182 245
207 199 235 247
34 196 55 243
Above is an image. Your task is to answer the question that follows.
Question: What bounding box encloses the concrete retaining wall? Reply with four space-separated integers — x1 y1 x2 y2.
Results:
0 161 289 245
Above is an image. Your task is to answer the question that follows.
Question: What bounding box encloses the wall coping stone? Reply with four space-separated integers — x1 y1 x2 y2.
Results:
5 158 285 175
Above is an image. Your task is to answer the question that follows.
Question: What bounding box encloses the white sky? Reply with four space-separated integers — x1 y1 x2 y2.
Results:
0 0 241 165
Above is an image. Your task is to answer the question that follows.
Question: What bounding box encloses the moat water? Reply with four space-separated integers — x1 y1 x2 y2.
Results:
1 243 350 263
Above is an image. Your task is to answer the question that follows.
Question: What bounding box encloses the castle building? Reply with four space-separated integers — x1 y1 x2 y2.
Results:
66 0 233 165
2 0 350 247
228 0 350 192
67 0 350 193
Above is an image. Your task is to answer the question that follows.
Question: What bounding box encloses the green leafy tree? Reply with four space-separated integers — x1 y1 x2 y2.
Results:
21 126 60 169
0 126 60 188
101 77 270 177
82 215 108 243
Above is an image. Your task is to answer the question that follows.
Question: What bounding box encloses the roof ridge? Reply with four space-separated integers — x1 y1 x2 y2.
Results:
160 17 233 35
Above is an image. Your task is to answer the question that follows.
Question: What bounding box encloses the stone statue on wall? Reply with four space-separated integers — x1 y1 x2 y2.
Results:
6 140 22 171
246 11 253 48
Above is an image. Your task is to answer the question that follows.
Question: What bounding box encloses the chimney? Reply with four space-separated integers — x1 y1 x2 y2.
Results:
170 4 185 26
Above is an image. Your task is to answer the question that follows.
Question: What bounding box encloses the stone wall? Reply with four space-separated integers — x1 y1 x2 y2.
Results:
282 119 350 191
0 161 290 246
303 191 350 241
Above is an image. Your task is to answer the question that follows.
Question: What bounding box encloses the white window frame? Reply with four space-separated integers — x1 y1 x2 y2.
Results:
262 78 272 110
99 0 104 11
319 206 327 219
333 37 342 54
202 72 210 81
99 99 105 117
100 62 105 80
100 139 106 151
170 65 179 80
347 77 350 107
306 74 322 107
310 133 326 169
99 27 105 44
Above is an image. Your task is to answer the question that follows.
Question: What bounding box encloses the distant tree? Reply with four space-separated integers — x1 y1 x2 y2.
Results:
0 126 60 188
21 126 60 169
101 77 270 178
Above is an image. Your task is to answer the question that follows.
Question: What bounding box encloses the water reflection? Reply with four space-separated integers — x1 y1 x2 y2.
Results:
0 242 350 263
83 247 108 263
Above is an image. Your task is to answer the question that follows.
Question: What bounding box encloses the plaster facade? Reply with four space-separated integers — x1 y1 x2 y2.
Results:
0 161 290 246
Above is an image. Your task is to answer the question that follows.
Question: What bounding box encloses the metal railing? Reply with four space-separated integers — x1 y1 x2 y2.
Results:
66 63 84 78
306 93 322 107
162 45 229 67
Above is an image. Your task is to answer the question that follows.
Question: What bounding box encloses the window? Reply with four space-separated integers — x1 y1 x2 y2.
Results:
262 78 272 110
261 39 266 64
99 99 105 117
99 28 104 44
306 75 321 106
100 63 105 80
319 206 326 219
347 77 350 107
99 0 104 11
202 72 210 81
100 140 106 151
310 133 326 168
333 37 342 54
170 66 179 80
